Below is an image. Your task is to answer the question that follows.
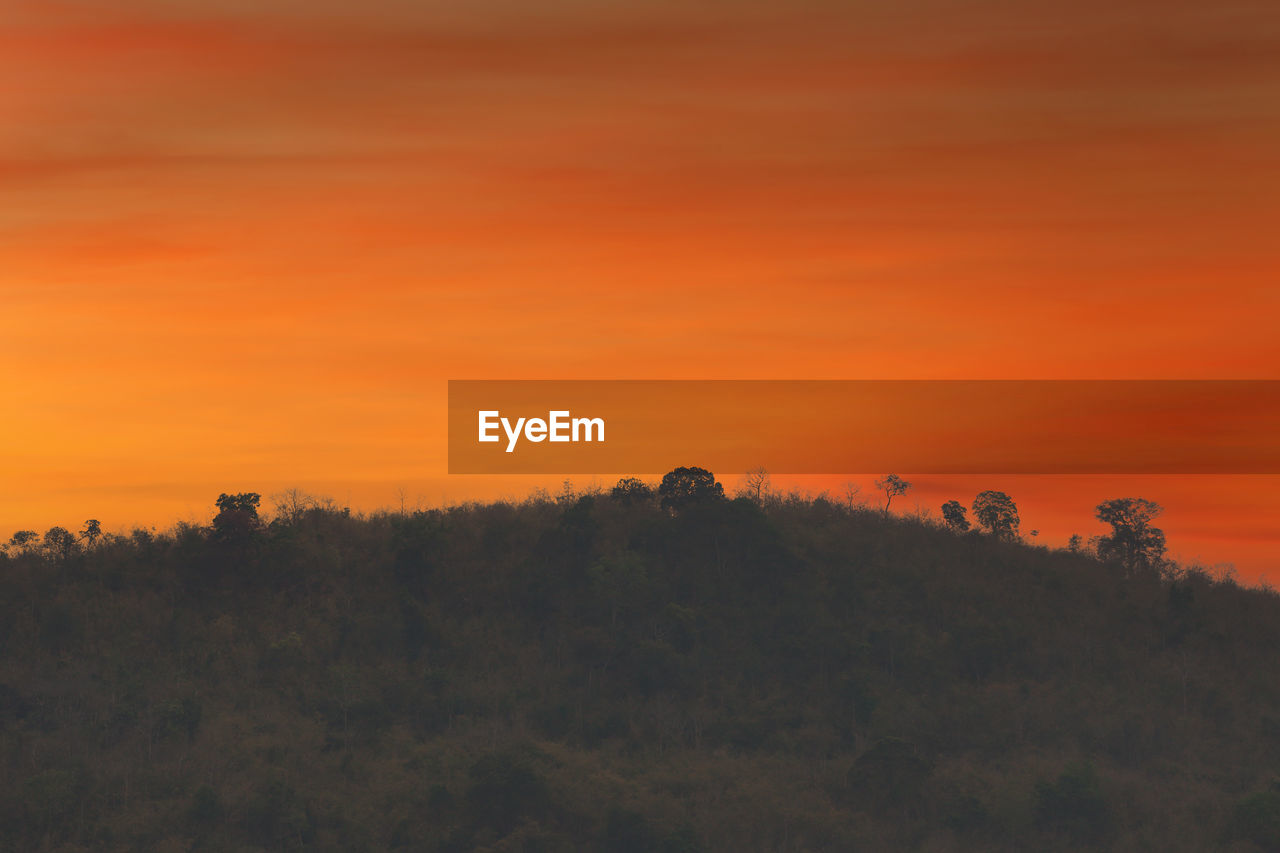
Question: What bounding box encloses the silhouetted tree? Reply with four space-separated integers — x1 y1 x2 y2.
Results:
43 527 79 561
875 474 912 515
271 489 329 525
213 492 262 542
740 466 770 502
1067 534 1084 553
555 479 578 506
79 519 102 547
972 491 1019 541
658 467 724 513
7 530 38 552
941 500 969 532
1095 498 1166 575
611 477 653 505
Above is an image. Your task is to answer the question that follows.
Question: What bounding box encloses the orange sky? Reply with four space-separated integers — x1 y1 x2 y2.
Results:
2 1 1278 580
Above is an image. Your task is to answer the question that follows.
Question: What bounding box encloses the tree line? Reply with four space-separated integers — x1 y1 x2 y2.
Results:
1 469 1177 584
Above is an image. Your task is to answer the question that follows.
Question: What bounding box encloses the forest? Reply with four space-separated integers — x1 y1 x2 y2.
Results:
2 469 1280 852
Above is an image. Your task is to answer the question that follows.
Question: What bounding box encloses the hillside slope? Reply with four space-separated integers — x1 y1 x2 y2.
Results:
2 490 1280 852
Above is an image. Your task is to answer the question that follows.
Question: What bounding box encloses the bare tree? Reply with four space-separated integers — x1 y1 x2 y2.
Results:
271 489 336 524
738 466 771 503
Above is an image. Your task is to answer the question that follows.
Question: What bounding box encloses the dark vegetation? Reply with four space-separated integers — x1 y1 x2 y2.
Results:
2 471 1280 851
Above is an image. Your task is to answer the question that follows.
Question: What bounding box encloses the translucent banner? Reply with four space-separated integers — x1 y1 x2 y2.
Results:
447 380 1280 474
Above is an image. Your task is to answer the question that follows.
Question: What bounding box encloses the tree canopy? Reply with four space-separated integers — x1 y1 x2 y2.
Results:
875 474 912 514
1095 498 1166 575
941 500 969 532
972 491 1020 541
657 467 724 513
610 477 653 505
212 492 262 542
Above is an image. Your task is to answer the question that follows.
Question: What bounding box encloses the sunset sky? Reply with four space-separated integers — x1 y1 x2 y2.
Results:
3 1 1278 579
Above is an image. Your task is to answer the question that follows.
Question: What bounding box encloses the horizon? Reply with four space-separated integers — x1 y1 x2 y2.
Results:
6 472 1268 587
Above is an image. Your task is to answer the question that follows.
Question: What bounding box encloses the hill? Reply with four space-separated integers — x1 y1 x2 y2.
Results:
2 485 1280 852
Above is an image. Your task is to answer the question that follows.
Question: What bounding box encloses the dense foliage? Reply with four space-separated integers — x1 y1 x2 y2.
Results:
2 483 1279 851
